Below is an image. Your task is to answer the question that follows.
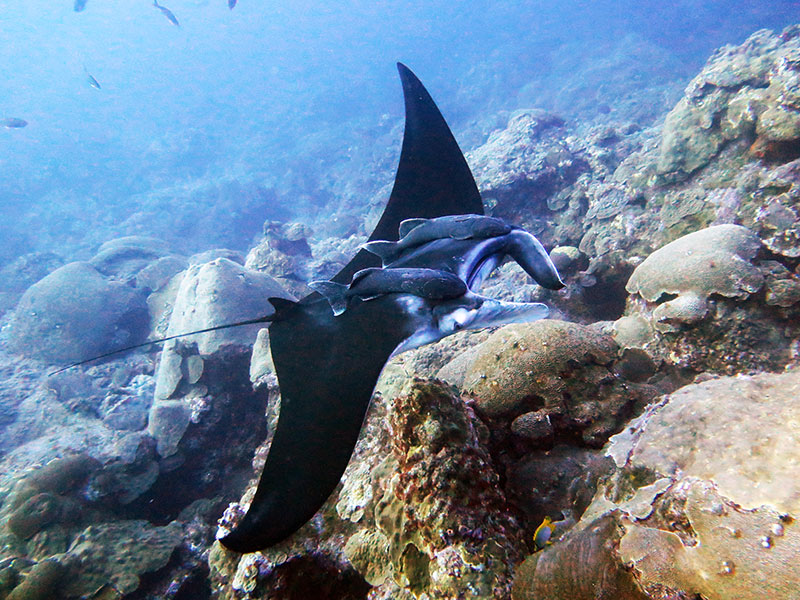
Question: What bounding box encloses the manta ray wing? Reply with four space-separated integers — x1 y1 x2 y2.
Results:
331 63 483 285
219 297 416 552
220 64 483 552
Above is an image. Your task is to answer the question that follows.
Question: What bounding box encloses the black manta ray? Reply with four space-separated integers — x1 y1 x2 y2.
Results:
217 64 564 552
53 63 563 552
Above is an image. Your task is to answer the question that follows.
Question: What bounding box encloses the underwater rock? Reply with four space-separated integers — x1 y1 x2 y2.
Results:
517 32 686 126
245 221 315 295
89 235 170 281
133 254 187 293
0 402 158 511
749 159 800 259
189 248 245 266
6 559 65 600
8 261 149 363
548 245 586 276
149 257 289 458
155 257 289 358
61 520 183 597
100 374 154 432
512 514 648 600
529 370 800 599
467 109 589 235
506 446 612 531
0 252 63 315
462 320 653 448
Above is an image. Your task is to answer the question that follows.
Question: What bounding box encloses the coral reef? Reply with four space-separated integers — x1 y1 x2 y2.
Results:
467 109 589 240
372 380 525 598
3 20 800 600
211 378 526 599
461 320 655 448
657 27 800 178
515 369 800 599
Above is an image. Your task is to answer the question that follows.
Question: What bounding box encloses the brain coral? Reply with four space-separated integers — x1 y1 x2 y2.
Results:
625 224 763 331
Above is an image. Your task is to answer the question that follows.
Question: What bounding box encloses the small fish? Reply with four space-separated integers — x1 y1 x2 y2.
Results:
533 516 553 551
228 0 237 8
153 0 180 27
1 118 28 129
74 0 88 12
84 67 101 90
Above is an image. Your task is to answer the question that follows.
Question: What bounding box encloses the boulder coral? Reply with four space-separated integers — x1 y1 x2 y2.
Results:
60 520 184 597
619 224 800 377
461 320 654 448
8 262 148 364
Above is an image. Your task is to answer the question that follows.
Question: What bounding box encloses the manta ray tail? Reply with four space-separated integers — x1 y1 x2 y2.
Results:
49 311 283 376
307 281 349 315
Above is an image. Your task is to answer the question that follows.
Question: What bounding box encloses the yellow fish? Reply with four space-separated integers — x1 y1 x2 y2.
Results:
533 516 553 551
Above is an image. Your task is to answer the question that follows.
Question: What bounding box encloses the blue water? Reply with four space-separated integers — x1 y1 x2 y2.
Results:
1 0 798 260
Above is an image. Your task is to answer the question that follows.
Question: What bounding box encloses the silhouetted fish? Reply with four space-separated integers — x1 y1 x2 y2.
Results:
74 0 88 12
228 0 237 8
84 68 101 90
153 0 180 27
1 118 27 129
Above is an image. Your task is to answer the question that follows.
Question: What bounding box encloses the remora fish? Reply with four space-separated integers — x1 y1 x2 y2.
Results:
153 0 180 27
1 118 27 128
363 214 512 264
310 267 468 316
383 226 565 291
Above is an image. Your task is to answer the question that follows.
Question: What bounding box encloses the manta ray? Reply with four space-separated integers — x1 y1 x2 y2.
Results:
217 64 563 552
52 63 563 552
